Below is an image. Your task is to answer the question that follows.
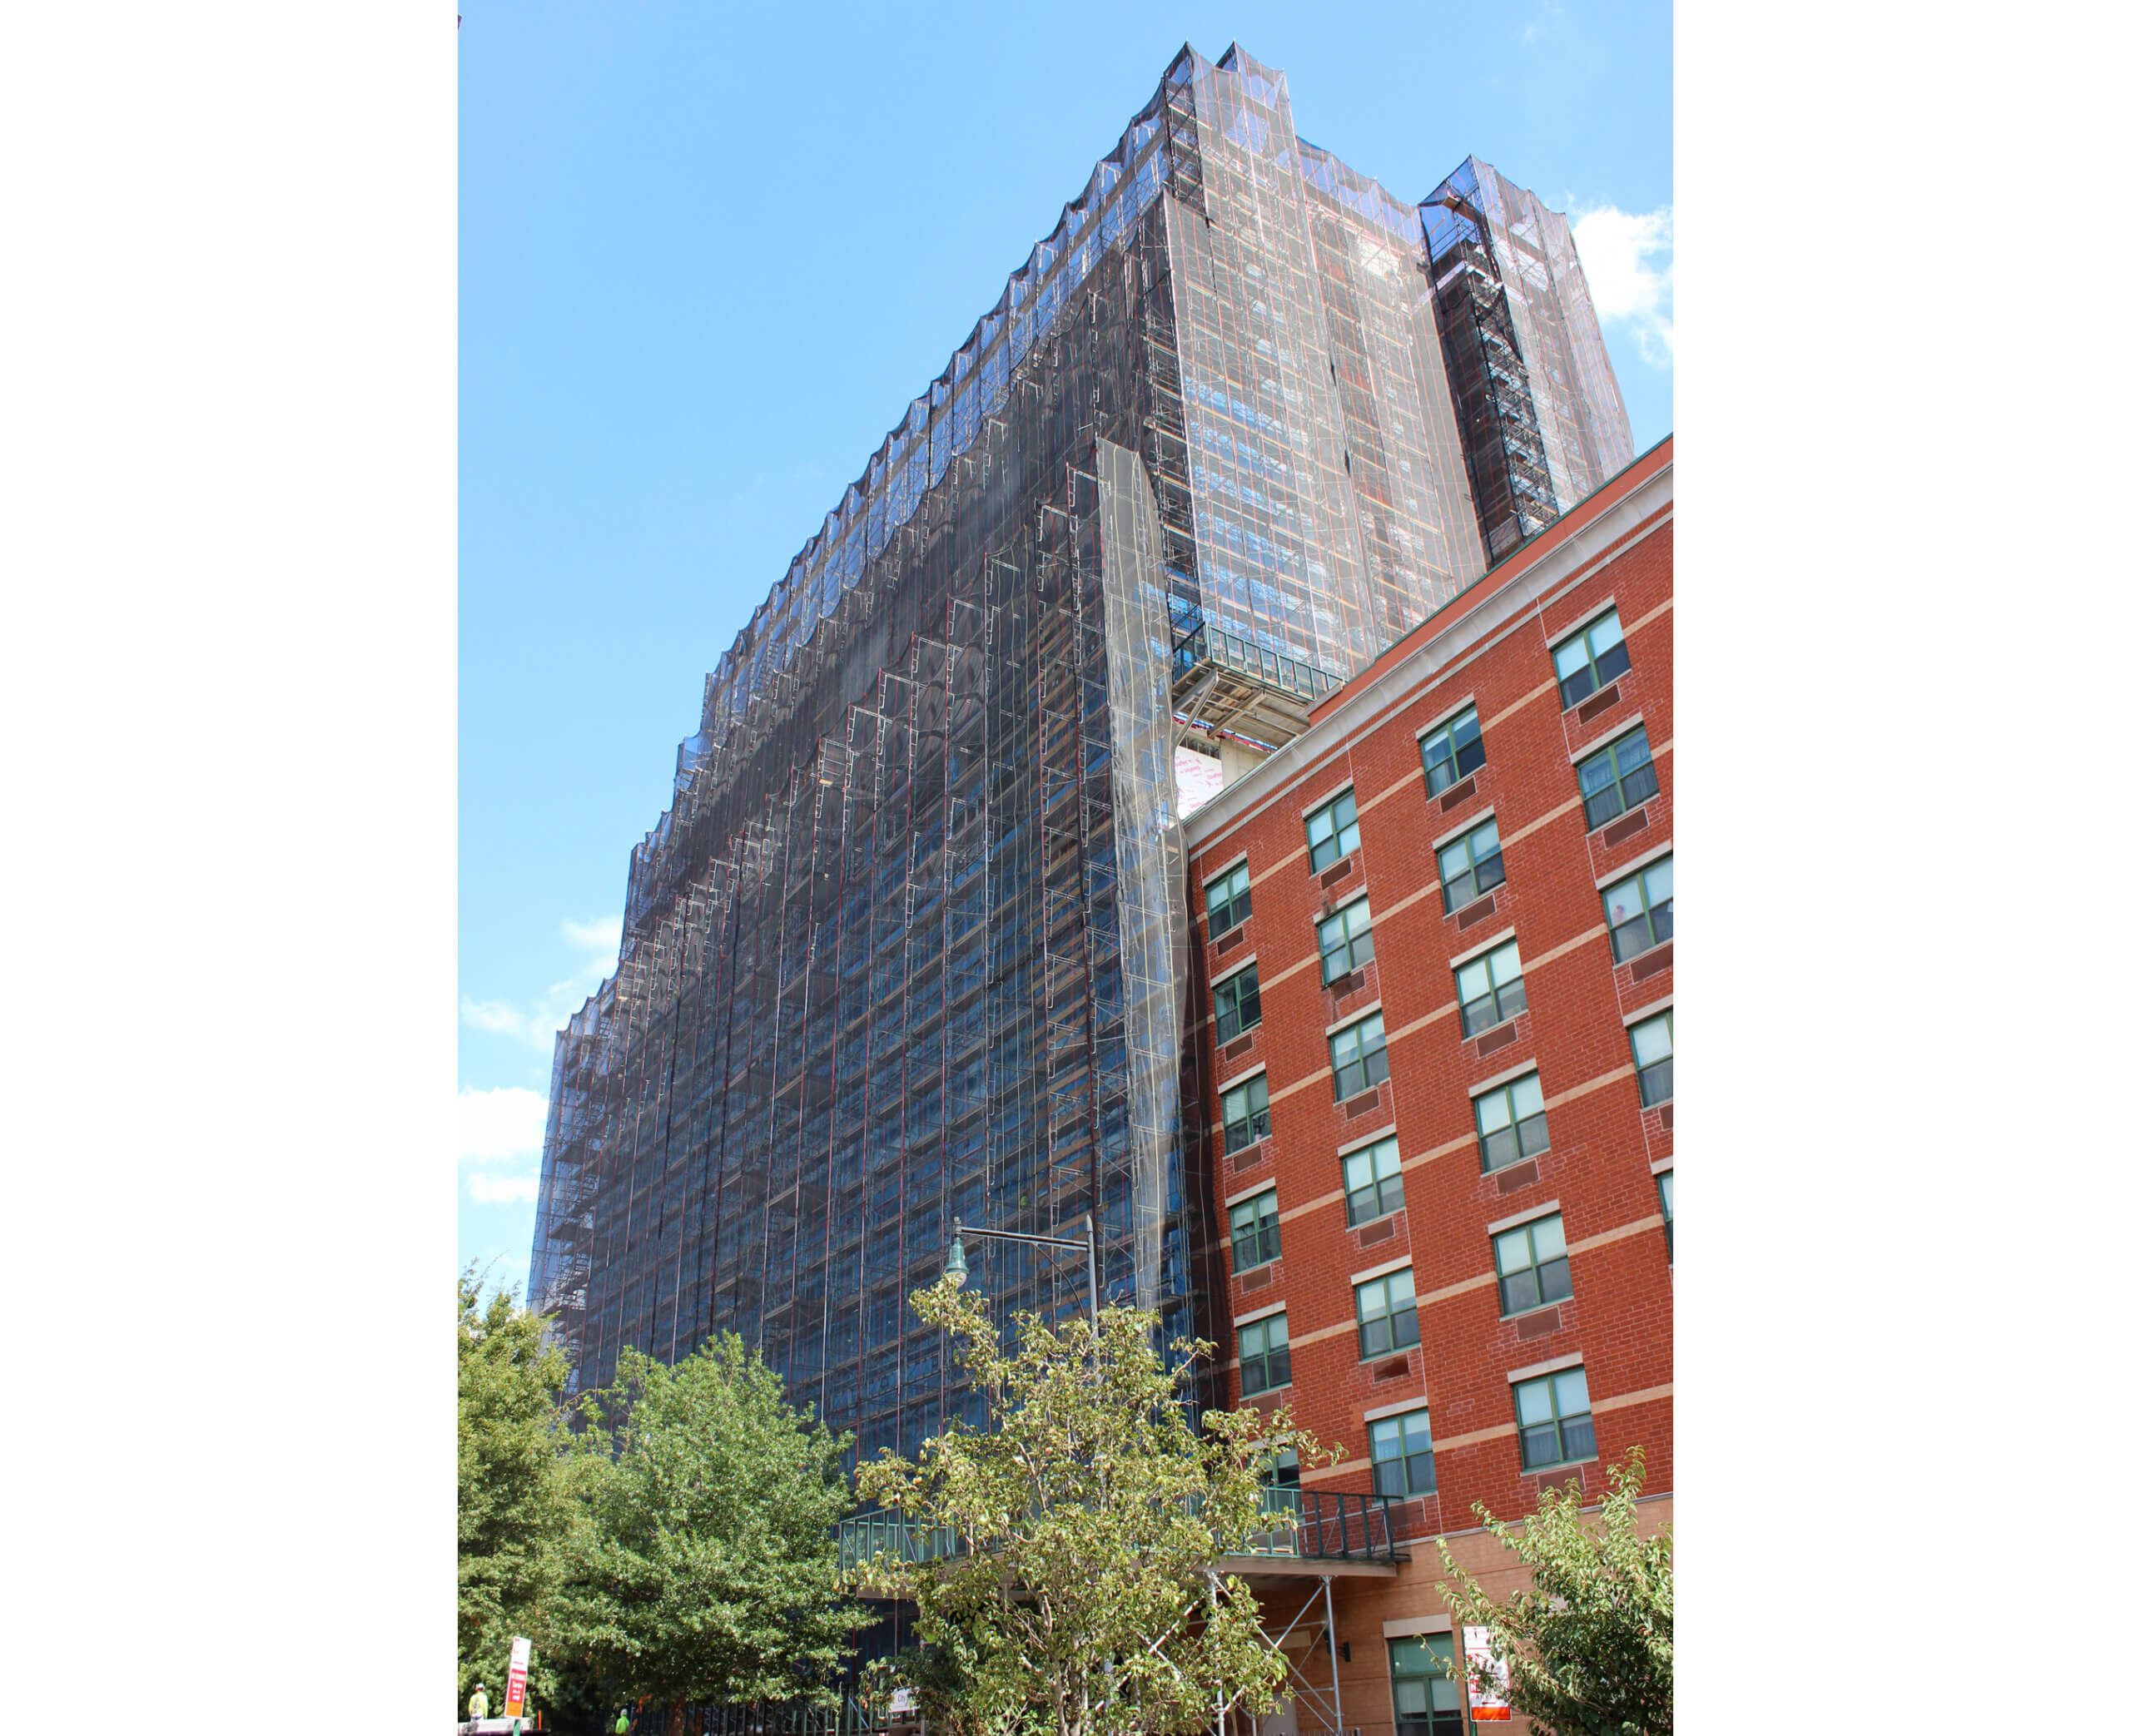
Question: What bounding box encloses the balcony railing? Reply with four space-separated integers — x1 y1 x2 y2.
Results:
836 1488 1403 1577
1172 623 1342 707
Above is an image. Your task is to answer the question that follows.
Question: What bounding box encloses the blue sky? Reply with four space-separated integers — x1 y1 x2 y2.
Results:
458 0 1673 1297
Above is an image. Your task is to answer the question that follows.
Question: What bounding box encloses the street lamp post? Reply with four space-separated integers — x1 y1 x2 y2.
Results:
944 1214 1100 1332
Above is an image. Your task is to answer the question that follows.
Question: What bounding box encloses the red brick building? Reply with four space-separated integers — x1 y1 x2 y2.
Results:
1182 439 1673 1734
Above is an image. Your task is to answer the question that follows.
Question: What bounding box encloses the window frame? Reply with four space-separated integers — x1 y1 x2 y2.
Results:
1552 607 1630 707
1305 788 1362 873
1492 1213 1572 1317
1220 1072 1270 1153
1368 1407 1438 1499
1631 1009 1673 1107
1318 895 1376 984
1456 936 1527 1037
1474 1072 1550 1172
1388 1634 1463 1736
1513 1366 1596 1471
1657 1169 1673 1259
1329 1010 1390 1102
1229 1188 1281 1272
1342 1135 1405 1226
1214 963 1263 1044
1438 817 1505 914
1354 1267 1420 1361
1602 855 1673 963
1206 860 1252 939
1420 704 1487 796
1576 725 1659 831
1237 1312 1291 1397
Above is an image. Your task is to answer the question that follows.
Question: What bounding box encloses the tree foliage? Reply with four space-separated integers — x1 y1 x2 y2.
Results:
548 1334 869 1733
853 1277 1333 1736
1435 1450 1672 1736
458 1268 584 1712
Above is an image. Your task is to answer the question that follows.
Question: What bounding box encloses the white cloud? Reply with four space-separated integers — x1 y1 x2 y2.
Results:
1571 205 1674 368
466 1173 543 1205
459 1085 549 1165
460 911 623 1049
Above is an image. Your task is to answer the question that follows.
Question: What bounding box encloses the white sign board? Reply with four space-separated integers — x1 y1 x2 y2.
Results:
1463 1626 1511 1722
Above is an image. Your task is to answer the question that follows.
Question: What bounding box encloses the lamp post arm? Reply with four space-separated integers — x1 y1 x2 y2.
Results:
951 1218 1100 1332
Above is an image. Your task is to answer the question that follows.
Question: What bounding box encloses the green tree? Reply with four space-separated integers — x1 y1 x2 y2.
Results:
459 1267 584 1714
549 1334 869 1734
1435 1450 1672 1736
853 1277 1333 1736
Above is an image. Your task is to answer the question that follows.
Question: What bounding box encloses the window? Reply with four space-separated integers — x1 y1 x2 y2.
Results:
1206 861 1251 938
1229 1189 1280 1272
1553 608 1630 707
1319 896 1375 983
1369 1408 1437 1498
1456 938 1527 1037
1264 1446 1301 1488
1214 964 1262 1044
1657 1170 1673 1259
1306 788 1361 872
1493 1213 1572 1316
1577 727 1659 830
1330 1011 1389 1101
1475 1074 1549 1171
1355 1267 1418 1359
1438 818 1504 913
1238 1312 1290 1396
1513 1366 1595 1471
1420 706 1486 796
1388 1636 1463 1736
1631 1010 1673 1107
1603 856 1673 962
1221 1074 1269 1153
1343 1136 1404 1225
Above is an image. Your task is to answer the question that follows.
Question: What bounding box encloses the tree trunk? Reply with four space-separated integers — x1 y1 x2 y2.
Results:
670 1698 688 1736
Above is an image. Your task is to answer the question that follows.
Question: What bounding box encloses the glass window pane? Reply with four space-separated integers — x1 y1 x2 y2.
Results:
1561 1414 1596 1461
1553 1367 1589 1414
1509 1075 1544 1117
1515 1378 1554 1426
1645 858 1672 903
1580 755 1614 798
1607 878 1645 925
1389 1268 1415 1304
1496 1231 1532 1272
1496 939 1522 980
1554 637 1589 678
1616 729 1652 771
1503 1270 1537 1312
1589 612 1624 654
1532 1215 1566 1260
1522 1423 1560 1468
1633 1018 1672 1065
1476 1089 1508 1133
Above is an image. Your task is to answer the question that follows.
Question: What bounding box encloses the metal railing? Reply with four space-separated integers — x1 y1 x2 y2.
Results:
836 1487 1402 1575
1171 623 1342 707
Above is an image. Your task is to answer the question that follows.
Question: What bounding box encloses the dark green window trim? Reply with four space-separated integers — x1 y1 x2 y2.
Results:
1306 789 1362 872
1388 1634 1462 1736
1229 1188 1280 1272
1577 726 1659 831
1438 817 1505 913
1630 1009 1673 1107
1369 1408 1437 1499
1513 1366 1595 1471
1553 608 1630 707
1214 964 1262 1044
1493 1213 1572 1317
1329 1010 1389 1101
1319 895 1375 983
1420 705 1486 796
1657 1169 1673 1260
1355 1267 1418 1359
1342 1135 1403 1225
1238 1312 1291 1396
1221 1073 1270 1153
1207 861 1252 938
1603 855 1673 963
1456 937 1527 1038
1475 1073 1550 1172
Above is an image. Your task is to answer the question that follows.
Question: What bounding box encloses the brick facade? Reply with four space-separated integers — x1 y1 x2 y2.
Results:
1182 439 1674 1735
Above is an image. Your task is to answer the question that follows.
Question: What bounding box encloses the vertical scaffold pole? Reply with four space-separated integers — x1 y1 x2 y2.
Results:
1322 1575 1343 1736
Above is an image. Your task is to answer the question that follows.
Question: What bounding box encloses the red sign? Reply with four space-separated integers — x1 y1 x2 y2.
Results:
504 1635 531 1719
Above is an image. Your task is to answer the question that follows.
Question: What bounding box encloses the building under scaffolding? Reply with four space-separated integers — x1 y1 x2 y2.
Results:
528 41 1631 1485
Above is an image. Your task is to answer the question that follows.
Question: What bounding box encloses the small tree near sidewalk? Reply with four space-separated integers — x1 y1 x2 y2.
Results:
549 1335 870 1734
1435 1449 1672 1736
853 1276 1337 1736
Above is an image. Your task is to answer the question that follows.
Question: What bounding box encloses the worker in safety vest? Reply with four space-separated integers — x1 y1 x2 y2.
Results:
467 1683 489 1719
613 1708 631 1735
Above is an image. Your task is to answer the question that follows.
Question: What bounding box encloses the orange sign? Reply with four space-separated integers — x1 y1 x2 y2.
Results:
1463 1626 1511 1721
504 1636 531 1719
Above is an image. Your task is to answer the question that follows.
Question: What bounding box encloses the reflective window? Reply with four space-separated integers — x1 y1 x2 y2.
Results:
1215 965 1262 1044
1343 1135 1403 1225
1577 727 1659 831
1631 1010 1673 1107
1475 1074 1549 1172
1369 1409 1437 1499
1319 896 1375 983
1330 1012 1389 1101
1553 608 1630 707
1355 1267 1419 1359
1221 1074 1270 1153
1306 790 1362 872
1388 1635 1463 1736
1657 1170 1673 1259
1602 856 1673 962
1438 819 1505 913
1456 938 1527 1037
1239 1312 1291 1396
1493 1213 1572 1316
1206 861 1252 938
1229 1189 1280 1272
1513 1366 1595 1471
1420 706 1486 796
